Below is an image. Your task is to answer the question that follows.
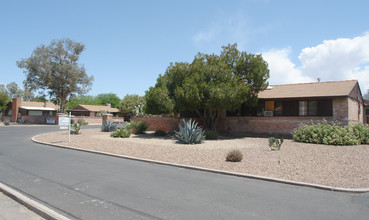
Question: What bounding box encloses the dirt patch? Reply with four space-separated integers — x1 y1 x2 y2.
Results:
34 129 369 188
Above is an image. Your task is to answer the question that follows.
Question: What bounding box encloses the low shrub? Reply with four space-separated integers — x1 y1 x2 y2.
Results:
101 120 117 132
4 120 10 125
292 120 361 145
111 128 131 138
174 119 205 144
126 121 148 134
154 129 167 136
70 120 88 135
350 123 369 144
205 130 219 140
226 149 243 162
268 137 283 151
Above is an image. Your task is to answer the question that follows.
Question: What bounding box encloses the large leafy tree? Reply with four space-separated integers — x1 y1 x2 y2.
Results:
17 38 94 113
0 92 9 112
6 82 24 98
65 95 99 109
145 44 269 130
0 84 6 93
119 94 145 114
0 82 34 101
95 93 121 108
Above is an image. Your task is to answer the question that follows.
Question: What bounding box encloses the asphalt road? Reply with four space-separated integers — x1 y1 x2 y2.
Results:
0 125 369 219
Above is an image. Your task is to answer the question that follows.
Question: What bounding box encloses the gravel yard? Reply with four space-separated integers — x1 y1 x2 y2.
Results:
33 129 369 188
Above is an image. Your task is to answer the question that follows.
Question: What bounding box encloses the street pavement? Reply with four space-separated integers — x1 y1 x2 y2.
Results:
0 125 369 219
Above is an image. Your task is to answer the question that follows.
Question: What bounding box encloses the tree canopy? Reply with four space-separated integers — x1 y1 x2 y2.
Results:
6 82 24 98
0 82 35 101
96 93 121 108
145 43 270 130
0 92 9 113
65 95 99 109
65 93 121 109
17 38 94 113
118 94 145 114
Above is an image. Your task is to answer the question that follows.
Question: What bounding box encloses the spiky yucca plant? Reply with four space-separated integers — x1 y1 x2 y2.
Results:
175 119 205 144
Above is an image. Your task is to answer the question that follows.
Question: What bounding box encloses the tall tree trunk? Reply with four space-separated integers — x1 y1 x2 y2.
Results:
195 109 221 131
60 97 66 113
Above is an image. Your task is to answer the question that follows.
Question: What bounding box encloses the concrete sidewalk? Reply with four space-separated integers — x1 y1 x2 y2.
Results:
0 192 44 220
0 182 70 220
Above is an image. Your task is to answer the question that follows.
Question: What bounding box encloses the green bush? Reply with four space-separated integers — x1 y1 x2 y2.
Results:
205 130 219 140
292 120 362 145
154 129 167 136
101 120 117 132
175 119 205 144
349 123 369 144
70 120 88 135
126 121 148 134
111 128 131 138
226 149 243 162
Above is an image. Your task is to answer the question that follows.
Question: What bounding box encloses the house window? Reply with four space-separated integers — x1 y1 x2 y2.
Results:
366 109 369 115
299 101 318 116
299 101 308 116
308 101 318 115
274 101 283 116
42 111 51 116
28 110 43 116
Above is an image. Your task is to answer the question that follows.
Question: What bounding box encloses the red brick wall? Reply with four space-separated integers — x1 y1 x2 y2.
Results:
101 115 124 125
347 97 364 123
132 116 334 136
22 116 57 124
71 116 108 125
132 117 184 131
217 116 333 136
332 98 348 124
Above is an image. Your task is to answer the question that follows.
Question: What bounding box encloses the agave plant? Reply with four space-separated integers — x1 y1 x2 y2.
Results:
101 120 117 132
175 119 205 144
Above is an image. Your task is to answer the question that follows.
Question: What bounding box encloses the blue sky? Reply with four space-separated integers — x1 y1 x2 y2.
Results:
1 0 369 98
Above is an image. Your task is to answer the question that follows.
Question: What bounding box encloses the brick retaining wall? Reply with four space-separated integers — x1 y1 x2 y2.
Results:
217 116 333 136
132 116 334 136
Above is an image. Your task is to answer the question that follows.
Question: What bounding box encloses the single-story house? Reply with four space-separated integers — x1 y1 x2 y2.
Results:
217 79 365 135
257 79 364 123
67 104 120 117
137 80 365 136
3 98 58 124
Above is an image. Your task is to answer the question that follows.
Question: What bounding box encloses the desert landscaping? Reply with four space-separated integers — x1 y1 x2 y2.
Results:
33 128 369 189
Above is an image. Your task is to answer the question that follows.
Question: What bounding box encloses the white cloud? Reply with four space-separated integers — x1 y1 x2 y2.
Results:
262 48 313 85
262 33 369 94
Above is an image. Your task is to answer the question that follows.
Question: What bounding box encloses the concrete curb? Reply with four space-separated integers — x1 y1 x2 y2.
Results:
32 135 369 193
0 181 71 220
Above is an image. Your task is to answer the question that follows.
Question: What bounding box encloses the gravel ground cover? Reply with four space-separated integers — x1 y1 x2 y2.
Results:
33 129 369 188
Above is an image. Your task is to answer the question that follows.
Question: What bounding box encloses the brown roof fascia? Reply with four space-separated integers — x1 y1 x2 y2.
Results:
259 96 348 101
